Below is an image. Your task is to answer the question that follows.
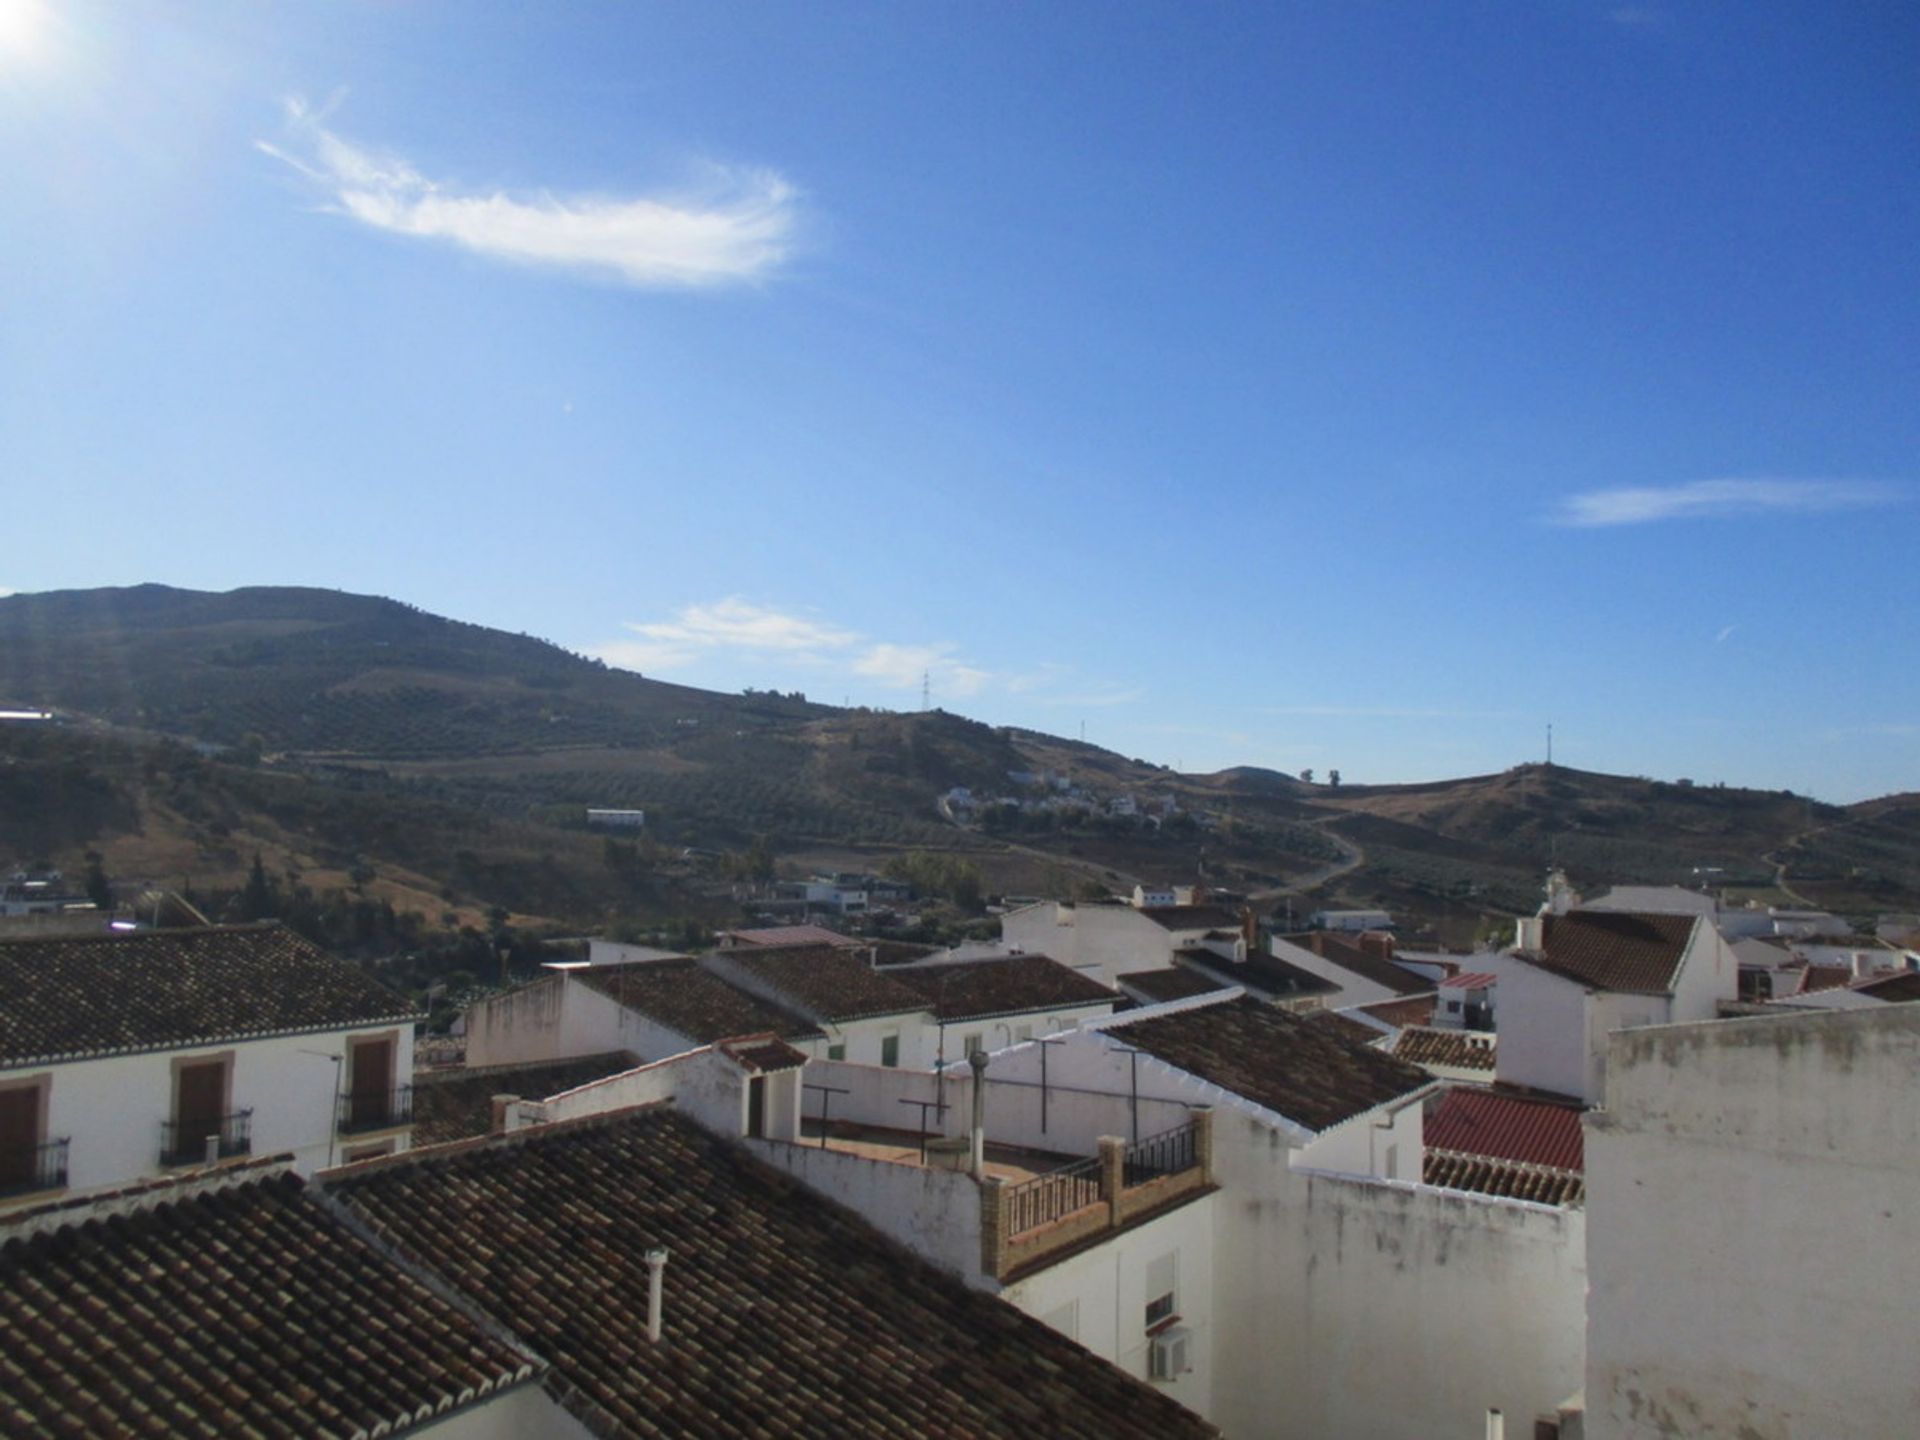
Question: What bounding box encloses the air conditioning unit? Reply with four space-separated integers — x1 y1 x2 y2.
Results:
1148 1326 1192 1381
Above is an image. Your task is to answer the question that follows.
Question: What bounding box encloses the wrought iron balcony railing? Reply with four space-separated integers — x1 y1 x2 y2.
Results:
0 1137 70 1198
160 1109 253 1167
337 1085 414 1135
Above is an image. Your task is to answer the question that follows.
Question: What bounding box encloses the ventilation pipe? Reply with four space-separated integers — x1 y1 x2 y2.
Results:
645 1247 669 1343
1486 1408 1504 1440
968 1048 989 1180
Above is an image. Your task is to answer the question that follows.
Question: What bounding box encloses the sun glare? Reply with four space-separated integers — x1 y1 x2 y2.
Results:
0 0 51 65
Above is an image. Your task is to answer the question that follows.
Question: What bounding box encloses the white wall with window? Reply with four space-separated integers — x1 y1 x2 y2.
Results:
998 1192 1217 1419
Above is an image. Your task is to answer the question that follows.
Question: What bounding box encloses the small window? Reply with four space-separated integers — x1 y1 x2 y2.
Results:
826 1042 846 1062
1446 1000 1461 1013
1144 1252 1178 1330
880 1033 900 1068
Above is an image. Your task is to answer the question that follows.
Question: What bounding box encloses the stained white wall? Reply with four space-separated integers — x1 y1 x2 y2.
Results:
1585 1006 1920 1440
1002 903 1188 986
1485 950 1593 1099
463 974 698 1069
999 1190 1218 1419
413 1384 594 1440
1293 1093 1426 1180
7 1023 414 1196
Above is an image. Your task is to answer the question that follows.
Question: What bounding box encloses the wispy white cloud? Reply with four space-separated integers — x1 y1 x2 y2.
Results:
1714 623 1739 644
1260 704 1518 721
259 97 796 288
852 643 991 698
1608 6 1667 28
1551 478 1899 528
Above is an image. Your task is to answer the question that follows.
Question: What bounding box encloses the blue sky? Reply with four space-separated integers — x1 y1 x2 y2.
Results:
2 2 1914 801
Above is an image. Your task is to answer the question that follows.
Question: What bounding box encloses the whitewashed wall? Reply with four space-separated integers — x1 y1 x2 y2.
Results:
463 975 696 1069
413 1384 594 1440
1585 1006 1920 1439
1485 951 1593 1099
1269 935 1400 1008
12 1023 413 1194
999 1189 1219 1420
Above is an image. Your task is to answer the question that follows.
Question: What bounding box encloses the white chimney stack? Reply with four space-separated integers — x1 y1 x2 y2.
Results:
968 1048 989 1180
645 1247 669 1343
1485 1409 1504 1440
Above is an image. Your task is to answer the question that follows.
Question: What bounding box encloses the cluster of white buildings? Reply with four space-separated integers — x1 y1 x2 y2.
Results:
3 871 1916 1437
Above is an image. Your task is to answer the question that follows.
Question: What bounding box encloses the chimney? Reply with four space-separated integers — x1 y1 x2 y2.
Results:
1360 930 1394 964
645 1247 669 1343
968 1048 989 1180
490 1093 520 1135
1515 916 1544 952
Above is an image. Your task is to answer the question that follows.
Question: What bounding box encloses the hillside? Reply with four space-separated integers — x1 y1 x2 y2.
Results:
4 584 1915 942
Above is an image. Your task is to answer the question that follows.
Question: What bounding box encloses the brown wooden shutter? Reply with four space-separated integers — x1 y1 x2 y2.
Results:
176 1061 225 1141
0 1087 39 1186
350 1038 394 1126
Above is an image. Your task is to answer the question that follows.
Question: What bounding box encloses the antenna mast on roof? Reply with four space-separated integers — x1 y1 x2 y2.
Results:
921 670 930 712
1546 722 1553 767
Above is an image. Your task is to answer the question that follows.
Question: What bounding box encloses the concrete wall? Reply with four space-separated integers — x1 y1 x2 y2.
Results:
1208 1108 1587 1440
530 1046 801 1142
463 974 696 1070
1585 1006 1920 1439
744 1135 989 1284
1000 1189 1218 1421
7 1023 413 1196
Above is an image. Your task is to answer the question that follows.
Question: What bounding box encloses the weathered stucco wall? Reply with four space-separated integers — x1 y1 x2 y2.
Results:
1210 1110 1587 1440
1585 1006 1920 1440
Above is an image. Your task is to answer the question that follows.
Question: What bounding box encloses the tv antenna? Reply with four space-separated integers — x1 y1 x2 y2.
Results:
1546 722 1553 766
921 671 930 712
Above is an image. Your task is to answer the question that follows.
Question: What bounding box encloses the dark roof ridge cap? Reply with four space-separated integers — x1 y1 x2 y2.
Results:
4 1010 428 1069
414 1050 640 1088
0 1153 299 1241
322 1097 680 1182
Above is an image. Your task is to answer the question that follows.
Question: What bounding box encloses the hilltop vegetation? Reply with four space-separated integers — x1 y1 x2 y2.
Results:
3 584 1915 945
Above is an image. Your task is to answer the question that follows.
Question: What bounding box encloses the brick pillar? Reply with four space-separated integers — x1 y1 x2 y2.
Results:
979 1175 1007 1279
1098 1135 1127 1228
1191 1105 1215 1185
490 1093 521 1135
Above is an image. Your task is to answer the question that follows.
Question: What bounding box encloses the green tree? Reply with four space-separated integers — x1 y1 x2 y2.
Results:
82 851 113 911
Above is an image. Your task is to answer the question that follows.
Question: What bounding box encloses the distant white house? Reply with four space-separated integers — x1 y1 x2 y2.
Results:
1310 908 1394 933
585 807 646 829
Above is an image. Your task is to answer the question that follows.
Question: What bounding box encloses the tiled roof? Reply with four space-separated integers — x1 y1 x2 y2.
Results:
0 1170 541 1436
0 922 420 1065
1423 1149 1584 1207
576 959 821 1042
328 1107 1217 1440
1113 996 1430 1132
1187 949 1341 1002
718 943 930 1022
1440 971 1499 989
1276 932 1430 996
1356 995 1438 1029
715 1033 811 1072
1520 910 1699 994
1424 1087 1585 1171
1854 970 1920 1002
1800 964 1852 993
1117 967 1233 1003
1140 905 1240 931
412 1052 640 1146
888 955 1117 1021
1391 1026 1497 1072
1306 1009 1388 1048
722 924 858 948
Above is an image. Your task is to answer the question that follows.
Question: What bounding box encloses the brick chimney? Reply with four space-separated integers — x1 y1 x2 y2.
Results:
1359 931 1395 964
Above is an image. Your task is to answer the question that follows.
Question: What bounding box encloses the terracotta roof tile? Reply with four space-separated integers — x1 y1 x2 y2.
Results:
413 1052 641 1146
328 1107 1216 1439
1117 967 1234 1003
0 922 419 1065
1391 1027 1497 1072
1306 1009 1388 1048
1424 1087 1585 1171
888 955 1116 1021
1854 970 1920 1002
1140 905 1240 931
715 1033 811 1072
723 925 859 948
576 959 821 1041
0 1171 540 1436
1277 932 1431 996
1799 964 1852 993
717 944 931 1022
1357 995 1438 1029
1440 971 1499 989
1423 1149 1584 1207
1521 910 1698 994
1187 949 1341 1002
1113 996 1430 1132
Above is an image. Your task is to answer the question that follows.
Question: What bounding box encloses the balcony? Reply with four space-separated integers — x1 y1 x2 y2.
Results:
0 1137 70 1199
991 1115 1214 1280
337 1085 414 1135
160 1109 253 1167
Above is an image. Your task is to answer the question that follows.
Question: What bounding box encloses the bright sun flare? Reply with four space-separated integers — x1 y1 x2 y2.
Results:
0 0 51 64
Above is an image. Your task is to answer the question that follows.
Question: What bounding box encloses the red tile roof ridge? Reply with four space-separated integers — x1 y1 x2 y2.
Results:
1440 971 1499 988
0 1152 299 1241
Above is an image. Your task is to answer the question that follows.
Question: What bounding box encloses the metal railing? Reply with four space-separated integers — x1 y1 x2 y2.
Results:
1123 1120 1198 1187
337 1085 414 1134
160 1109 253 1167
0 1137 70 1198
1003 1154 1103 1236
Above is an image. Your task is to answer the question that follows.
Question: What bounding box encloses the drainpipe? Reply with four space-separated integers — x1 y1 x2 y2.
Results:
968 1048 988 1179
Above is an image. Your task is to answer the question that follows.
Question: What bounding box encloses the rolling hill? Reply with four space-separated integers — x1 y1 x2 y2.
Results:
3 584 1914 941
